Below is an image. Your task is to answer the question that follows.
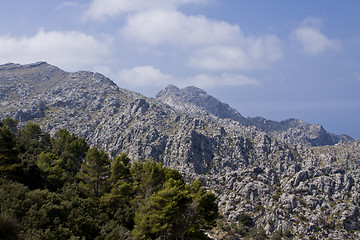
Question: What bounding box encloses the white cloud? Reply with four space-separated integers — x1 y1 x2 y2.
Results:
84 0 208 21
189 36 282 70
189 73 259 88
115 65 259 88
0 29 113 71
121 9 242 46
189 46 250 70
121 9 282 70
116 66 175 86
291 18 341 55
302 17 323 28
84 0 282 71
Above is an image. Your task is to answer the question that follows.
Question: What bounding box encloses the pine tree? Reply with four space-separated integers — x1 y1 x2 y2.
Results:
0 124 20 180
77 146 110 197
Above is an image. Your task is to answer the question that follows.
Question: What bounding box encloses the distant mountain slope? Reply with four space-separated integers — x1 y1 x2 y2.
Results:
1 62 360 239
156 84 248 123
0 62 266 173
156 84 354 146
248 116 354 146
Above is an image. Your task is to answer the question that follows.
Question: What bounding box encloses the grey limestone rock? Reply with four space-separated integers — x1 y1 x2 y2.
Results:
156 85 354 147
1 62 360 239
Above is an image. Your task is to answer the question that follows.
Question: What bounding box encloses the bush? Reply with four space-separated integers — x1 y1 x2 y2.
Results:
255 205 265 212
284 229 292 238
272 194 280 201
237 213 253 227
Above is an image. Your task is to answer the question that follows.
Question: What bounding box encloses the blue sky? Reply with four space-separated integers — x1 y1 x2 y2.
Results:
0 0 359 139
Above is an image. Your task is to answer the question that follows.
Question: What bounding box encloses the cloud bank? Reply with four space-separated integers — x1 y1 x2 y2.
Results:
84 0 282 73
0 29 112 71
121 9 242 46
84 0 208 21
121 9 282 70
291 17 341 55
188 35 282 70
115 66 259 88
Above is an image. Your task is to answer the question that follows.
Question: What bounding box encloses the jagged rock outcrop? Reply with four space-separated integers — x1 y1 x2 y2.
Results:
249 117 353 147
156 84 248 124
1 62 359 239
156 85 353 147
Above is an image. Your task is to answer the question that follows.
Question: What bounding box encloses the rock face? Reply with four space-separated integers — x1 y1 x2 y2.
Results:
1 62 359 239
156 85 248 124
156 84 353 147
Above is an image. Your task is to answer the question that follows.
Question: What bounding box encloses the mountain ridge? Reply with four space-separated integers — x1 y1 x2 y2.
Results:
156 84 354 146
1 62 360 239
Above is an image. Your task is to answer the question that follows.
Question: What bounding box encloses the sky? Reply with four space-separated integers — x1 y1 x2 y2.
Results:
0 0 359 140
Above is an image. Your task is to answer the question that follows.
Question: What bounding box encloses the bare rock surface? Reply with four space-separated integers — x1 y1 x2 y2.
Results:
1 62 359 239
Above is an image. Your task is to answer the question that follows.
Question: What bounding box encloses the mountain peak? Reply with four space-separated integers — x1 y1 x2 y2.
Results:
156 85 207 98
183 85 207 95
25 61 49 68
0 62 21 70
156 85 354 146
156 84 180 98
165 84 179 91
0 61 48 68
0 61 60 73
156 85 246 123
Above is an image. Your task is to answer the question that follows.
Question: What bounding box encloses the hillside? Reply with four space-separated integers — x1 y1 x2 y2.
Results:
156 84 353 147
0 121 218 239
1 62 360 239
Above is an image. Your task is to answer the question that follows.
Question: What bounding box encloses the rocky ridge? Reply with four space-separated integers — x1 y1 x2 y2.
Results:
1 62 360 239
156 84 353 147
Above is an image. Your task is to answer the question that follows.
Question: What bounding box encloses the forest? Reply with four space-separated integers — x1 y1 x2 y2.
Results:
0 118 219 239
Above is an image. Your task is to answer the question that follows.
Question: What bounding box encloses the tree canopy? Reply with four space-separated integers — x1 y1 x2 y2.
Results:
0 119 218 239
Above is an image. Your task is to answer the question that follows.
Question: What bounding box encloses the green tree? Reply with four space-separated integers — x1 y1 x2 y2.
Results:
132 178 190 239
0 179 24 240
130 161 218 240
77 146 110 197
181 180 219 239
17 123 51 157
50 128 89 186
131 160 167 202
0 124 21 180
0 124 219 239
16 123 50 189
37 152 67 190
1 118 18 134
101 180 135 230
101 153 134 229
110 153 131 184
51 129 88 175
0 213 20 240
66 195 106 239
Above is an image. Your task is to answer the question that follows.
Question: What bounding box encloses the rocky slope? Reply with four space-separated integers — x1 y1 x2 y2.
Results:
1 62 360 239
156 84 353 147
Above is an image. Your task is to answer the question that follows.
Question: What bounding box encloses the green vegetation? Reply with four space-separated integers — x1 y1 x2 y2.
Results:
0 119 218 239
212 214 269 239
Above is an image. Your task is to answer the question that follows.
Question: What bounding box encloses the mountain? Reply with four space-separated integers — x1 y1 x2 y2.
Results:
156 84 353 146
1 62 360 239
156 84 248 124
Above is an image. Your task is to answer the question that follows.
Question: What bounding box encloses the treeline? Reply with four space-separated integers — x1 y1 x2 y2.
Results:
0 119 218 239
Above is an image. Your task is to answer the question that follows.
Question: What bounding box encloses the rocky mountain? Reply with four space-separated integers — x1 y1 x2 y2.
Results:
156 84 248 124
1 62 360 239
156 84 353 147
